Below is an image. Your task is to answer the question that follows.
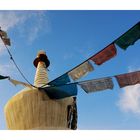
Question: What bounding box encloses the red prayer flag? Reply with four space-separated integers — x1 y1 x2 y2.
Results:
90 44 117 65
115 71 140 88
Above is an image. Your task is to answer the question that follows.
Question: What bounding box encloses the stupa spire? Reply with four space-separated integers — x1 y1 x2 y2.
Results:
33 50 50 87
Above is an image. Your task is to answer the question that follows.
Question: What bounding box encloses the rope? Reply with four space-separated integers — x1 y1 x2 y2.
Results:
4 44 36 88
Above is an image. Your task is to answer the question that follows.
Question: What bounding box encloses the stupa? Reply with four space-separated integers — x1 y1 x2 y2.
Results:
4 50 74 130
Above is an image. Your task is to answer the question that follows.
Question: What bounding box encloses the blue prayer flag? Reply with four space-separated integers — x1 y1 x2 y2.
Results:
41 83 77 99
0 75 9 80
49 73 70 86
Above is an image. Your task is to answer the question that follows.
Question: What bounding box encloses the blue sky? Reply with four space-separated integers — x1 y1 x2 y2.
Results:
0 10 140 130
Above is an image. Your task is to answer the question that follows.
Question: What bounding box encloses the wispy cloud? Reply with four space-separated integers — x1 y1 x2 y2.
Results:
16 11 50 44
117 84 140 115
128 66 140 72
0 11 50 78
0 11 50 52
0 42 5 53
63 53 75 60
77 41 95 58
63 41 95 61
117 66 140 115
0 63 16 76
0 11 26 31
0 11 25 55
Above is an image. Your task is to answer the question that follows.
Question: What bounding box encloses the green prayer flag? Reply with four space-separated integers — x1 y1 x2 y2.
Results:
0 75 8 80
115 22 140 50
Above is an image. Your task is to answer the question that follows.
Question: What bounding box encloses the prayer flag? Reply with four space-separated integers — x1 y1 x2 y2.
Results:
115 71 140 88
1 38 11 46
68 61 94 81
9 78 33 88
115 22 140 50
90 44 117 65
0 29 11 46
0 30 8 38
79 77 114 93
49 73 70 86
0 75 9 80
41 83 77 99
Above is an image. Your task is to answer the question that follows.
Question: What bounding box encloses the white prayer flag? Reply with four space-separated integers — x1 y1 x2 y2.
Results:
9 78 33 89
79 77 114 93
68 61 94 81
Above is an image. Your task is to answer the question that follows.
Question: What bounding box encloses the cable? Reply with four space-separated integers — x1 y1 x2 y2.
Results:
4 44 37 88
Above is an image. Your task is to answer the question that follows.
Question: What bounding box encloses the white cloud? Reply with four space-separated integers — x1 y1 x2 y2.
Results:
27 12 50 44
128 66 140 73
0 11 26 31
75 42 95 58
0 11 25 55
63 41 94 61
117 66 140 115
0 42 5 53
63 53 74 60
0 11 50 79
117 84 140 115
0 11 50 53
0 63 15 76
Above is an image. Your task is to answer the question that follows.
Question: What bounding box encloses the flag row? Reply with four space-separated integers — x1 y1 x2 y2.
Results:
48 22 140 86
49 43 116 86
42 70 140 99
1 70 140 99
0 22 139 87
79 70 140 93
